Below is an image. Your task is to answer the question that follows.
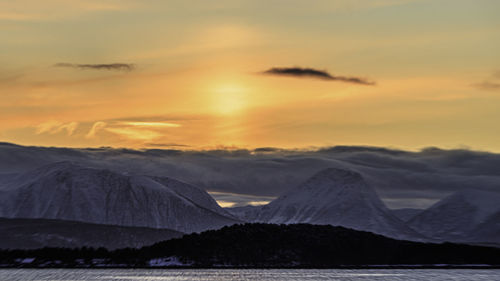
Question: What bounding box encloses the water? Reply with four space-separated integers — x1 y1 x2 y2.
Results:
0 269 498 281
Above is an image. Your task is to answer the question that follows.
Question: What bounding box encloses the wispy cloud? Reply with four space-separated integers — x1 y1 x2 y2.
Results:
85 121 107 139
36 121 78 136
105 127 163 141
103 121 181 141
83 118 184 142
54 63 135 71
262 67 375 85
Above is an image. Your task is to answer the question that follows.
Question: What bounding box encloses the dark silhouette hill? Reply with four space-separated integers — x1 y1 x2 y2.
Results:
1 223 499 268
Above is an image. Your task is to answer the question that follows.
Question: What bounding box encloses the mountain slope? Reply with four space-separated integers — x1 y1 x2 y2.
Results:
0 162 240 233
225 205 262 221
255 168 424 241
0 217 183 250
408 189 500 243
468 210 500 246
391 208 423 222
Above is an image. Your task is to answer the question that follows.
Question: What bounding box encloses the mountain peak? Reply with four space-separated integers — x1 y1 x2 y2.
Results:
408 189 500 243
256 167 423 241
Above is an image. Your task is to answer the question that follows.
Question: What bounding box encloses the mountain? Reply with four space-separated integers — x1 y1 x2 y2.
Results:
255 168 424 241
408 189 500 244
225 205 262 221
468 210 500 246
3 223 500 268
0 162 240 234
391 208 423 222
0 217 182 250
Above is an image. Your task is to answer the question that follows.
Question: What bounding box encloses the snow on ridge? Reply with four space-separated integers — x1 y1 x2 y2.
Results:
0 162 239 233
408 188 500 243
255 167 424 241
446 189 500 222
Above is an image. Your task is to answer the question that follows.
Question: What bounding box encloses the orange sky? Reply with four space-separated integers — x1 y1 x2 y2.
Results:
1 0 499 151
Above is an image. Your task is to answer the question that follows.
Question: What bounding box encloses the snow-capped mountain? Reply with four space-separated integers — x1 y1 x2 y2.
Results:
468 210 500 245
391 208 423 222
408 189 500 243
0 162 240 234
225 205 263 222
255 168 424 241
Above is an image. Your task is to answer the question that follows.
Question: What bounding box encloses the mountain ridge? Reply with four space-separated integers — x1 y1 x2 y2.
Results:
253 168 425 241
0 162 240 234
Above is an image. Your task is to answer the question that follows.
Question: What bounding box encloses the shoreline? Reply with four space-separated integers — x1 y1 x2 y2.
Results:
1 265 499 270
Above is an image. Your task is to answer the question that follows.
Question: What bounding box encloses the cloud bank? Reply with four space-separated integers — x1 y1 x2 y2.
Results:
1 143 499 209
54 63 135 71
263 67 375 85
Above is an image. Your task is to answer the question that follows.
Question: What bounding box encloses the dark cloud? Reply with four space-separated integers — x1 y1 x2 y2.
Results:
473 70 500 91
1 143 499 209
145 143 192 148
253 147 283 153
473 81 500 91
54 63 135 71
262 67 375 85
0 73 24 84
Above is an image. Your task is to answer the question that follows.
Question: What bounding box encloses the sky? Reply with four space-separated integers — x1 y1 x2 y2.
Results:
1 0 500 151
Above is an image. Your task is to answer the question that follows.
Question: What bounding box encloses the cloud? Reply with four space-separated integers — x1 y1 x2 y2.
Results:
473 81 500 91
105 127 163 141
86 120 181 141
262 67 375 85
85 121 106 139
145 143 191 148
1 144 500 209
36 121 78 136
118 121 181 128
208 191 275 208
473 71 500 91
0 0 131 21
54 63 135 71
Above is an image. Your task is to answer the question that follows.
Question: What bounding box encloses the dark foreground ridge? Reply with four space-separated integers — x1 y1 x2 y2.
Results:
1 223 500 268
0 217 183 250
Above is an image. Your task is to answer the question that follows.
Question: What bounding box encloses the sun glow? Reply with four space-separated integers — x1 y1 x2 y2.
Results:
212 84 248 115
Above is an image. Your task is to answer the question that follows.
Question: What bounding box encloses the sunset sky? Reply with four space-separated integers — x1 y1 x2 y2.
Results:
1 0 499 151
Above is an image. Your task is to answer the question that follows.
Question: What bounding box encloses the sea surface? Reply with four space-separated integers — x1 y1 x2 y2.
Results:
0 269 499 281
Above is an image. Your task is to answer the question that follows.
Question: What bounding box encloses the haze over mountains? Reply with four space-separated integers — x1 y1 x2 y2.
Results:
0 142 499 249
2 142 500 210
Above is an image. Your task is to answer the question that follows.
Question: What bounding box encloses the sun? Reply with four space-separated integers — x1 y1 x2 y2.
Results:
212 83 248 115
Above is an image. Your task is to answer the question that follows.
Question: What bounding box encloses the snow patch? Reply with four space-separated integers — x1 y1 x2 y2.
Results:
148 256 191 267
